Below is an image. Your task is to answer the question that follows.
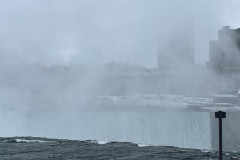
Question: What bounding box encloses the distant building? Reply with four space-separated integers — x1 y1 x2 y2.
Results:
209 26 240 73
158 23 194 71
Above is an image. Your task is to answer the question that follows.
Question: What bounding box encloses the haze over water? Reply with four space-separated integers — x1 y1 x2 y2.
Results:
1 0 240 159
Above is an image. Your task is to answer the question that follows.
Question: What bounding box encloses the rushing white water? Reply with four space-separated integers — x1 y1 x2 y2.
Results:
0 109 212 150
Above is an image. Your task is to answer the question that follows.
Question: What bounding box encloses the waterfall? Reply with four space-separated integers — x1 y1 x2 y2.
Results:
0 109 212 150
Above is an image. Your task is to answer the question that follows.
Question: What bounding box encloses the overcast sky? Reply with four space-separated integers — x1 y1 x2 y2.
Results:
0 0 240 68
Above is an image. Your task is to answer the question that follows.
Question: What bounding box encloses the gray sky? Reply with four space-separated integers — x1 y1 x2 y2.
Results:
0 0 239 67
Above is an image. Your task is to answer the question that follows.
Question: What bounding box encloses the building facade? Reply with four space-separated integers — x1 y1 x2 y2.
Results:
209 26 240 73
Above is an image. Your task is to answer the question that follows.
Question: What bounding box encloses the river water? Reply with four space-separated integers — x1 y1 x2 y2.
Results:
1 137 239 160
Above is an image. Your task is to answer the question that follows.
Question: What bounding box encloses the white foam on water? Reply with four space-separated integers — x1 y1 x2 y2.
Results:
90 140 109 145
16 139 53 143
97 140 108 145
201 149 212 153
137 143 152 147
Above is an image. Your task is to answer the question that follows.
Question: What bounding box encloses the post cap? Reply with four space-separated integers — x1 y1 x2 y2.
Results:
230 156 238 160
215 111 226 118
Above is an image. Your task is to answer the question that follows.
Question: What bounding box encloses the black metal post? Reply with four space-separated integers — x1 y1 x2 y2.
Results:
215 111 226 160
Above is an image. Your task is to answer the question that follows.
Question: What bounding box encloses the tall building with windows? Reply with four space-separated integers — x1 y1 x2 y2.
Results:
209 26 240 73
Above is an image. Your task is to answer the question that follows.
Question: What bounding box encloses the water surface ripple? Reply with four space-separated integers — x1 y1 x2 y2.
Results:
0 137 238 160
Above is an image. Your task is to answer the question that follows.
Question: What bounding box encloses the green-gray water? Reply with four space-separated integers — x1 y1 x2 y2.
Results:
0 137 239 160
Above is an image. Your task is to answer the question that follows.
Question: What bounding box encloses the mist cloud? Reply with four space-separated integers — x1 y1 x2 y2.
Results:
0 0 239 67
